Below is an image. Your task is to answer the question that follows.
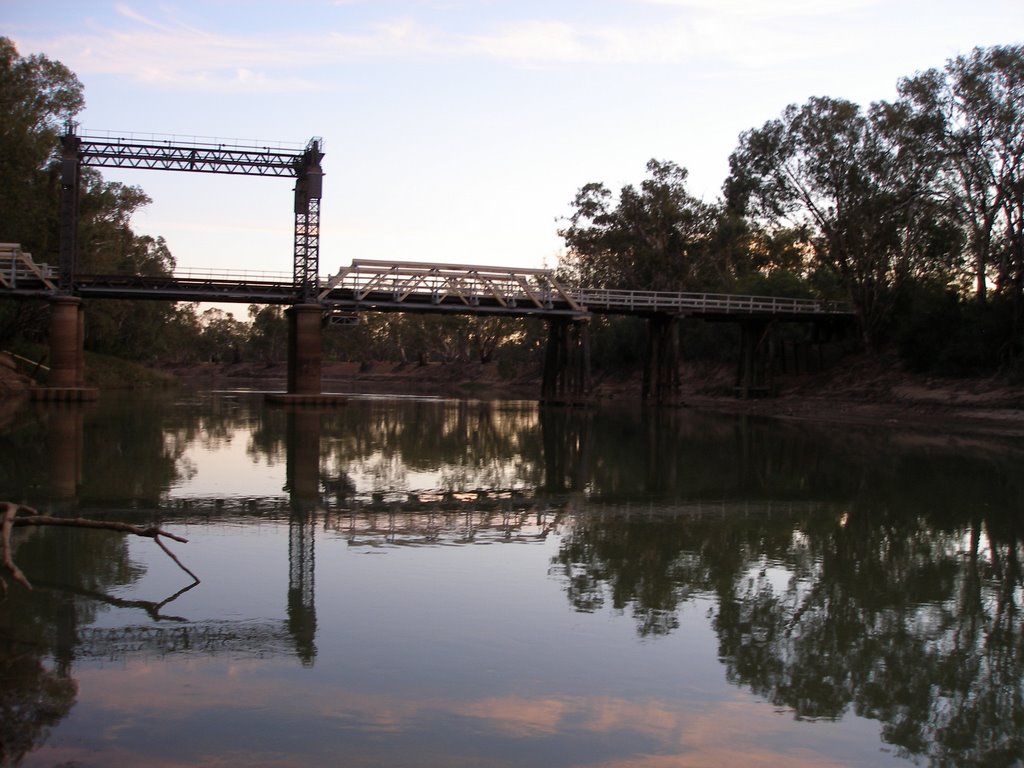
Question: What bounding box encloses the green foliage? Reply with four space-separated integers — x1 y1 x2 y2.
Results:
1 37 190 363
895 288 1019 377
196 308 248 363
0 37 83 256
725 95 957 349
588 316 646 371
898 45 1024 303
81 350 177 388
558 159 723 291
248 304 287 362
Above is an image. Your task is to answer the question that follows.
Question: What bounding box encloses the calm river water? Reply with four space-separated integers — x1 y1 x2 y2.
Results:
1 391 1022 767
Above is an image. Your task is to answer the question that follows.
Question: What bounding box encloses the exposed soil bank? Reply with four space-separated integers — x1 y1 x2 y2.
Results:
4 352 1022 438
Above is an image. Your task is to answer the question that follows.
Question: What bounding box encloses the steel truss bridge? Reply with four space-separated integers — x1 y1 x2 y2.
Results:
1 125 855 322
5 252 853 322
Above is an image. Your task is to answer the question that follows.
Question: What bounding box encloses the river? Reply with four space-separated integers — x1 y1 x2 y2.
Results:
1 390 1021 766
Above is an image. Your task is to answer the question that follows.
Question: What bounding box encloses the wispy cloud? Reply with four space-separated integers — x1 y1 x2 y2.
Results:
637 0 880 16
11 1 876 92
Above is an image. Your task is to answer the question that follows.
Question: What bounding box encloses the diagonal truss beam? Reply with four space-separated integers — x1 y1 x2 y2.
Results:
319 259 585 313
76 135 308 176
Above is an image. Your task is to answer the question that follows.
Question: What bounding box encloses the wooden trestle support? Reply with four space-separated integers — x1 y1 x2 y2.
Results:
643 314 682 405
540 317 592 405
735 319 775 398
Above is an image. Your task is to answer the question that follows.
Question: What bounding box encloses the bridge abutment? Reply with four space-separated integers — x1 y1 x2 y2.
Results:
541 317 591 405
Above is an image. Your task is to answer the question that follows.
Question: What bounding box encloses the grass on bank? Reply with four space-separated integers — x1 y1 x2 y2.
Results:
6 343 176 389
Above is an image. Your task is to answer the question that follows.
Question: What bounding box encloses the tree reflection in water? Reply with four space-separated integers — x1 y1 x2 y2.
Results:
553 498 1024 764
2 392 1023 765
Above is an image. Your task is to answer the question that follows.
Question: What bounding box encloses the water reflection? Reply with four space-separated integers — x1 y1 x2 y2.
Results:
552 503 1024 764
1 392 1022 765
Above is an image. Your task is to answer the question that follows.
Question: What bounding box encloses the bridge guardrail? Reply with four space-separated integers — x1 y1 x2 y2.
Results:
0 243 57 291
568 287 853 316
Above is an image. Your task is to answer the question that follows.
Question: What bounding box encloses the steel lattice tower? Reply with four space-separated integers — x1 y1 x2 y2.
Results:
58 125 324 301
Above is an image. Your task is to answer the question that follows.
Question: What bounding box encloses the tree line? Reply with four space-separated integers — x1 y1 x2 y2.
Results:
562 44 1024 376
2 36 1022 378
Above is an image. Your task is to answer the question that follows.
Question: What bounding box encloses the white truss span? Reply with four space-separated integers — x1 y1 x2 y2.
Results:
0 243 56 292
319 259 585 313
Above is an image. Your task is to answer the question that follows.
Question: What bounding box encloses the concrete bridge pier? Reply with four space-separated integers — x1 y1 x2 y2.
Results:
642 313 681 404
286 303 322 395
268 303 345 405
32 296 98 401
540 317 591 405
736 319 775 398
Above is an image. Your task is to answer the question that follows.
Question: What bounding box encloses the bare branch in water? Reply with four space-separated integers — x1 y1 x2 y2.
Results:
1 503 198 593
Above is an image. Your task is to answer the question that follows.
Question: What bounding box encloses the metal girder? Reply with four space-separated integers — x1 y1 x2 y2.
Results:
59 127 324 302
76 135 308 176
72 274 298 303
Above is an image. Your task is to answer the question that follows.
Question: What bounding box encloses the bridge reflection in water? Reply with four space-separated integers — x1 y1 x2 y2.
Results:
26 395 850 673
4 393 1024 767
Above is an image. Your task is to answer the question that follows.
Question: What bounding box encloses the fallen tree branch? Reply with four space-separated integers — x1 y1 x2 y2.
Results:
1 502 32 592
1 502 198 593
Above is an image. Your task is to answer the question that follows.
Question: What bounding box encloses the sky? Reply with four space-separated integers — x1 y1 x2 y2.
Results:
3 0 1022 282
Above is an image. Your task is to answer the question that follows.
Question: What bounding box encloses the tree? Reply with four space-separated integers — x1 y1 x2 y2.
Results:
897 45 1024 313
75 170 183 361
0 38 208 365
0 37 83 255
197 309 248 363
558 159 721 292
725 96 955 349
0 38 84 355
248 304 288 362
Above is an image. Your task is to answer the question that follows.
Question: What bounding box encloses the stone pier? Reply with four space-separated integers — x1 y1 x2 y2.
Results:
32 296 98 401
267 303 346 405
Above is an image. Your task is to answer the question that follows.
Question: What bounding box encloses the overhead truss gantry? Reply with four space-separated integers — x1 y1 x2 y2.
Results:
59 125 324 300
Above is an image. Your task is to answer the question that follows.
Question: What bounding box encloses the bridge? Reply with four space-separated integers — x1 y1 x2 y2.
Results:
1 126 855 403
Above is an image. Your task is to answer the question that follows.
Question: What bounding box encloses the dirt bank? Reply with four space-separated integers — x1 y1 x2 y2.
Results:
158 354 1024 437
5 351 1022 437
683 354 1024 437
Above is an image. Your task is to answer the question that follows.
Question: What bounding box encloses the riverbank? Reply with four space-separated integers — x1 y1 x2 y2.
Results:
159 354 1024 437
4 351 1023 437
687 355 1024 438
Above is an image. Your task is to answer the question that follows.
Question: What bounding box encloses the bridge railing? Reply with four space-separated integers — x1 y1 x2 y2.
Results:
173 266 296 283
0 243 57 291
568 287 853 316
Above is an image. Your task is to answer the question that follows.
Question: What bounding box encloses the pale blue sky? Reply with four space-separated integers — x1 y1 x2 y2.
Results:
4 0 1022 278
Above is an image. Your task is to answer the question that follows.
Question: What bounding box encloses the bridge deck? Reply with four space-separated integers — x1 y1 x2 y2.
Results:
0 256 855 320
